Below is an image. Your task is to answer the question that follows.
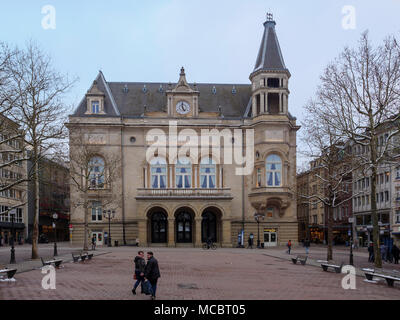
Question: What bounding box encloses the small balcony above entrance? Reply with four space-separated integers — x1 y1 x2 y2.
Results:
136 188 232 200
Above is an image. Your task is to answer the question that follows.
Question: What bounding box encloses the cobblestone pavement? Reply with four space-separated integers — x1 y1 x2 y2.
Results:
1 246 400 300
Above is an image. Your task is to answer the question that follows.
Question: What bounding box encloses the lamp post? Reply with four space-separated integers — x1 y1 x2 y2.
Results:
254 213 265 249
52 213 58 257
103 210 115 247
9 209 16 264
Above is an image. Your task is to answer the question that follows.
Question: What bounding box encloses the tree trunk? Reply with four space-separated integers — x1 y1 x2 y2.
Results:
370 164 382 268
327 205 333 261
83 196 88 251
31 155 39 260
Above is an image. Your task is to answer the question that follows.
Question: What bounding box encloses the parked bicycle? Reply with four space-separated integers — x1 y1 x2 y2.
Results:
202 241 217 250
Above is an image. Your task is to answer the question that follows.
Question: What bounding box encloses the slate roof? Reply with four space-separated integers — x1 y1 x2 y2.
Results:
72 72 252 119
253 18 288 73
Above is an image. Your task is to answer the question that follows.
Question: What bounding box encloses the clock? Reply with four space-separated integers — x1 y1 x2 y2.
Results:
176 101 191 115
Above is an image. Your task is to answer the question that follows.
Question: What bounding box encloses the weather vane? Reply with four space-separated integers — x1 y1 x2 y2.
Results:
266 12 273 21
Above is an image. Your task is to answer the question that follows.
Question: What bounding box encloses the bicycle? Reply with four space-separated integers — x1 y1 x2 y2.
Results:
202 242 217 250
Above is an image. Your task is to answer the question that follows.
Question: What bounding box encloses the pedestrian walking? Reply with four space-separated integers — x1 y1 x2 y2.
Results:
287 240 292 254
91 235 96 251
392 244 400 265
248 234 254 249
132 251 146 295
381 243 387 262
368 242 374 262
304 239 310 255
144 251 161 300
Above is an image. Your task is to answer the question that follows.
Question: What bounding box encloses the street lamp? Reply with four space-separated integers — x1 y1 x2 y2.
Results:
103 210 115 247
9 209 16 264
254 213 265 249
52 213 58 257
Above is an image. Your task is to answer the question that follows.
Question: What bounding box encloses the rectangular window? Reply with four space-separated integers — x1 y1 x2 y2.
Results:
256 168 261 187
396 211 400 224
91 202 102 222
385 191 389 202
91 101 100 114
380 192 384 203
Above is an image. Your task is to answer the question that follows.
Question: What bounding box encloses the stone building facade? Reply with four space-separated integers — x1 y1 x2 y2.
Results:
0 115 28 244
67 15 299 248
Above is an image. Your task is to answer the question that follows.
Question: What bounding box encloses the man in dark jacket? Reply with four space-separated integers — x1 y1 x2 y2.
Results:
144 251 161 300
392 244 400 264
368 242 374 262
132 251 146 295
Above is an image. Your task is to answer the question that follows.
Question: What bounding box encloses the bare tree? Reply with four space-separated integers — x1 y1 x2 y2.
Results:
0 44 30 226
300 100 360 261
3 41 76 259
310 32 400 268
68 129 121 251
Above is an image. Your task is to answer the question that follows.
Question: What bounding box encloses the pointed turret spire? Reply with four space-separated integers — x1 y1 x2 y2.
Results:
252 13 288 74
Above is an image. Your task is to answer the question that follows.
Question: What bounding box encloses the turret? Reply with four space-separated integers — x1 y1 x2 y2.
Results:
250 13 290 117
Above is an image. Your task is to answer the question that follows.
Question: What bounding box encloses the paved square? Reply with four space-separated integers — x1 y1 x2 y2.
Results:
1 247 400 300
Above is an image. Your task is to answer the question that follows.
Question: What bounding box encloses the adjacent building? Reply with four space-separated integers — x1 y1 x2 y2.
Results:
27 157 70 242
67 14 300 248
0 115 28 245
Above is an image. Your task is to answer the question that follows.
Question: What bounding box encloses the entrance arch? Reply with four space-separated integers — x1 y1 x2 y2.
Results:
147 208 168 244
201 207 222 243
175 208 194 243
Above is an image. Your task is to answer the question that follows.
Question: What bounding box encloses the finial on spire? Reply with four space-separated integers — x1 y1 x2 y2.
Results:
266 12 274 22
180 67 185 76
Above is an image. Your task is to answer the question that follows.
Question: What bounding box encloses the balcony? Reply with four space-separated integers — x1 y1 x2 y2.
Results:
136 188 232 200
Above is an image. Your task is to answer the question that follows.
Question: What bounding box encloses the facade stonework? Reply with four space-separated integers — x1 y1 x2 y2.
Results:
67 16 299 248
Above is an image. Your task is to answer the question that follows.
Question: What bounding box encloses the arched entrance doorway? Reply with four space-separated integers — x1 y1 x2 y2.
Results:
148 208 168 244
175 209 194 243
202 211 217 243
201 207 222 243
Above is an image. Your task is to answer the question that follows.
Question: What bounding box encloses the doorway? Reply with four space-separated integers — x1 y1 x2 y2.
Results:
264 228 278 247
91 232 103 246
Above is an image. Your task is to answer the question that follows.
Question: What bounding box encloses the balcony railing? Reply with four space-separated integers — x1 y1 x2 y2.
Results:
136 188 232 199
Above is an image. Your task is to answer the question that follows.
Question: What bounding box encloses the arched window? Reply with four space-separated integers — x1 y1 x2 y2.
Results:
266 154 282 187
200 157 216 189
150 157 167 189
175 157 192 189
88 157 105 189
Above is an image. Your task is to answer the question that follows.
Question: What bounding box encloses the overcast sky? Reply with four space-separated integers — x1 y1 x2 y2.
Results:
1 0 399 168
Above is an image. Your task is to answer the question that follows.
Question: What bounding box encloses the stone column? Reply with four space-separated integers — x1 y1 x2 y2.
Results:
168 218 175 247
260 92 265 114
144 167 148 188
194 166 198 188
252 96 257 117
221 219 233 248
138 219 147 247
279 93 283 113
195 217 202 248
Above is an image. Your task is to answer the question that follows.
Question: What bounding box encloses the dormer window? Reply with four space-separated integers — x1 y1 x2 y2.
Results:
92 101 100 114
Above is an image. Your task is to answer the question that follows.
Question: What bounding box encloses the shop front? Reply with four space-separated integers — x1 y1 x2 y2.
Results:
263 228 278 247
0 222 26 246
309 226 324 244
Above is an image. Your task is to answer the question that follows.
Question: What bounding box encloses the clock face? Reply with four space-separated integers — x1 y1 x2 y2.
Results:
176 101 191 115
